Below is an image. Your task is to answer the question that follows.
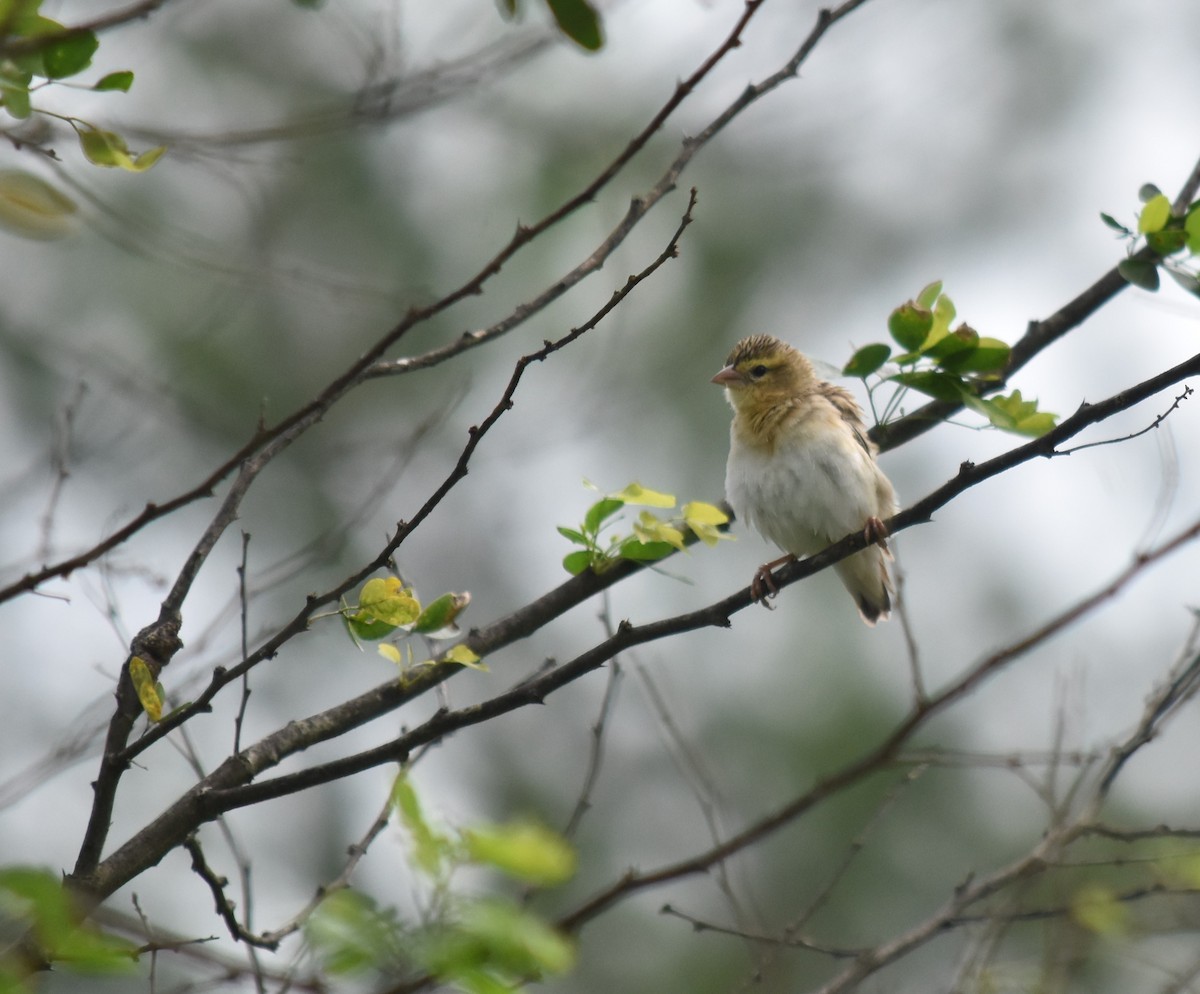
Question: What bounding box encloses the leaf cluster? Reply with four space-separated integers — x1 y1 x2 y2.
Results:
341 577 482 673
305 774 576 994
0 0 162 201
845 281 1058 437
557 482 730 576
1103 183 1200 295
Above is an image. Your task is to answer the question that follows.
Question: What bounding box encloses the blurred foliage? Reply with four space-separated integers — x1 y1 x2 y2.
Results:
305 773 576 992
0 867 136 987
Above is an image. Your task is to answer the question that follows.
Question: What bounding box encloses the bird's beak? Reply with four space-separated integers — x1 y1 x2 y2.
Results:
711 365 742 386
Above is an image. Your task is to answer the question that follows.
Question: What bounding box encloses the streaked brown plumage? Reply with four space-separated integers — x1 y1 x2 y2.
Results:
712 334 897 624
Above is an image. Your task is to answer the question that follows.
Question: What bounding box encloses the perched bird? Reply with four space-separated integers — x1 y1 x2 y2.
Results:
712 334 897 624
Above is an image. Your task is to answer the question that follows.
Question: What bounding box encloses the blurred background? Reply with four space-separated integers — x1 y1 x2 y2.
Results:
1 0 1199 990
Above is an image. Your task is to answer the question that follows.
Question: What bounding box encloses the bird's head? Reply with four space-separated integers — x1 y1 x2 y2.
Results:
711 334 815 413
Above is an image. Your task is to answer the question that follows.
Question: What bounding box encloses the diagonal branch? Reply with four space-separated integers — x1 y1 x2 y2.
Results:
0 0 778 606
66 190 699 899
73 351 1200 906
873 148 1200 453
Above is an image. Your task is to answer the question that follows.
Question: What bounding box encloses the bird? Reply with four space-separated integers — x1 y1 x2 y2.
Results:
712 334 898 624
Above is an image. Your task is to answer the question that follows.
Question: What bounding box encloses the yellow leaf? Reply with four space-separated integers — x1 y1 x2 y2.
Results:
612 482 675 508
633 511 686 551
682 501 732 546
378 643 403 665
359 576 421 627
0 170 79 240
442 644 486 670
128 656 163 722
1070 883 1128 935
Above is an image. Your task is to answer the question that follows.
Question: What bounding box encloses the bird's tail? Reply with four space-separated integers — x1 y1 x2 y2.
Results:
834 547 893 626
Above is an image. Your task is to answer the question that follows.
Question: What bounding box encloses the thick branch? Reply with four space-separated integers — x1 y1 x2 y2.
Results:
73 351 1200 906
873 149 1200 453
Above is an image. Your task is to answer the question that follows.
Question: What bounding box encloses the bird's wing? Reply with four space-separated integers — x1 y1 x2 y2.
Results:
817 381 874 455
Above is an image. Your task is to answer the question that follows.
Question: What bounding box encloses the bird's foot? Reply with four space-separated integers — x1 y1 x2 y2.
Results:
864 516 891 555
750 553 796 608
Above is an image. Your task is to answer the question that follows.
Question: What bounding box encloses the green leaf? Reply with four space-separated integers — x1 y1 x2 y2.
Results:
1138 183 1163 203
1117 257 1160 291
545 0 603 50
1185 207 1200 254
977 389 1058 436
1137 193 1172 235
0 169 78 240
843 343 892 378
611 482 675 508
937 335 1011 374
391 773 447 875
556 525 587 545
616 539 675 562
42 28 99 79
924 324 978 363
887 302 934 352
1099 212 1131 236
413 592 470 636
926 293 956 348
93 70 133 92
1146 228 1188 256
1011 412 1058 437
77 126 165 171
344 611 396 642
888 369 964 402
959 392 1014 431
583 497 624 534
562 549 594 575
915 280 943 310
436 899 575 978
0 66 33 119
463 821 576 886
306 890 399 974
0 867 136 973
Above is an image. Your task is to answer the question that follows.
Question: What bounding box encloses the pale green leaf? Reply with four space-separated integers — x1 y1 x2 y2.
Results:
1138 193 1172 234
1070 884 1129 936
463 821 576 886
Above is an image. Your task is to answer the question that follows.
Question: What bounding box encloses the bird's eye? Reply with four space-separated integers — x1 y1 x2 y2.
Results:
750 364 769 379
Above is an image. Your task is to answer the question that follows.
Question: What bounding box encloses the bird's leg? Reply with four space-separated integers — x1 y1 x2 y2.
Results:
751 553 796 607
864 516 891 555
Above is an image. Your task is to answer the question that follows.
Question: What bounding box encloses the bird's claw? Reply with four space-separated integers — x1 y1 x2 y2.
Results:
751 566 779 609
864 516 891 553
749 553 795 608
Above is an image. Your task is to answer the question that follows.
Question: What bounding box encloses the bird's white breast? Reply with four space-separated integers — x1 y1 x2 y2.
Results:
725 416 887 557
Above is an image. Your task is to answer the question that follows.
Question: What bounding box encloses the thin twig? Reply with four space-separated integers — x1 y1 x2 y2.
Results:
234 531 252 756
